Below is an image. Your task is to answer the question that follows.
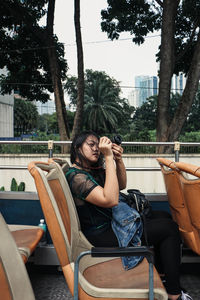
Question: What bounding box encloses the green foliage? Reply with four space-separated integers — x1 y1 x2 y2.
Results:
0 0 68 102
101 0 160 44
30 132 62 154
37 111 75 135
179 131 200 153
1 178 26 192
10 178 25 192
65 69 133 135
10 178 18 192
18 182 25 192
14 97 39 136
131 86 200 137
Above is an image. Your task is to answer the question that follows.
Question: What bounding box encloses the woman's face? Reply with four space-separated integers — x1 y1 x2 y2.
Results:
80 135 100 165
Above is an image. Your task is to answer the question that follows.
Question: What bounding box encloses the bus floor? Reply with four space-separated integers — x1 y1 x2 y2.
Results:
26 262 200 300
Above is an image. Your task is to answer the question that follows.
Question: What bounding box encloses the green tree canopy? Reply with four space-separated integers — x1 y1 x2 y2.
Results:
14 97 38 136
0 0 67 102
132 85 200 137
37 110 75 134
65 69 134 135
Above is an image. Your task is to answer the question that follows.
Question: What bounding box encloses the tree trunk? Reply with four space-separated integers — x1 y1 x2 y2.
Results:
167 31 200 143
46 0 70 152
71 0 84 139
156 0 180 153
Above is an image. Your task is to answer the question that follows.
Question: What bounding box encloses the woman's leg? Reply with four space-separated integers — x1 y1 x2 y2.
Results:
144 211 182 295
86 225 119 247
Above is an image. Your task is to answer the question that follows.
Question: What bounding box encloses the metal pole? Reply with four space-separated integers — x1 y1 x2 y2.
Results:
74 251 91 300
48 140 54 158
174 141 180 162
149 262 154 300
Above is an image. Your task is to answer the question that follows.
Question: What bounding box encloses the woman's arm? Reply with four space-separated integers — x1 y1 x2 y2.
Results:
112 143 127 190
86 137 119 208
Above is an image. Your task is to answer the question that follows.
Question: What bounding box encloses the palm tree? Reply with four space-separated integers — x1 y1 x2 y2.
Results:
83 77 123 134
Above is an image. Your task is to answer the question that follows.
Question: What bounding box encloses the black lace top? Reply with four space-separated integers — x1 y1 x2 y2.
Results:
65 167 112 235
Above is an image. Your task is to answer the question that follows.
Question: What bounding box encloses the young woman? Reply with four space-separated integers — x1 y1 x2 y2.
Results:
65 130 192 300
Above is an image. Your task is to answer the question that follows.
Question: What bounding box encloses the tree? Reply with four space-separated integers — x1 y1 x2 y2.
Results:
14 97 38 136
101 0 200 152
72 0 85 139
133 96 157 132
65 69 132 135
37 110 75 134
183 85 200 132
0 0 70 143
45 0 70 143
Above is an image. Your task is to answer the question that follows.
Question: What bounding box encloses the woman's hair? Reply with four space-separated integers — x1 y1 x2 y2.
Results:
70 130 103 168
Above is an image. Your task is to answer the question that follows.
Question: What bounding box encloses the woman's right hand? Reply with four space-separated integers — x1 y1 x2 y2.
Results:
99 136 113 157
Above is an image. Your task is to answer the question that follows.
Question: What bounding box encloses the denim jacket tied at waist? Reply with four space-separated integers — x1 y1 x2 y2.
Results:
111 196 144 270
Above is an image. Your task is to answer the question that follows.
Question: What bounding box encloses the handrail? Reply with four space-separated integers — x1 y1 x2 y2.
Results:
1 140 200 162
1 140 200 146
0 166 28 170
0 166 161 171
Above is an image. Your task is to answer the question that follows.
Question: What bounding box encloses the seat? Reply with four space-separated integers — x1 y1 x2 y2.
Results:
28 160 167 300
174 161 200 255
8 224 44 263
0 213 35 300
157 158 200 254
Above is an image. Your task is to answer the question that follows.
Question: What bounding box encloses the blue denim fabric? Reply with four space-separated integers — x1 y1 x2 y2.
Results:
111 196 144 270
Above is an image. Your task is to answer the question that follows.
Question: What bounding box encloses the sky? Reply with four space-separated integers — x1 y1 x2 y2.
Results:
54 0 161 99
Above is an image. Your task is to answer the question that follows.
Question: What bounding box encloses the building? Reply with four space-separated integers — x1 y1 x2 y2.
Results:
171 73 186 95
34 99 56 115
129 75 158 108
0 68 14 137
128 73 186 108
128 89 140 108
0 94 14 137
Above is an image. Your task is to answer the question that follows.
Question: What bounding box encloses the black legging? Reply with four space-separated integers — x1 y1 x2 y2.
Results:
143 210 182 295
86 210 182 295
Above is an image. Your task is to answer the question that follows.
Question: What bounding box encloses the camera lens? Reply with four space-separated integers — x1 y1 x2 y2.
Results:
112 135 122 145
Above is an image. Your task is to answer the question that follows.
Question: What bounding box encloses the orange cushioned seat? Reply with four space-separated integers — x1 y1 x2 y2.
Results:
175 161 200 255
157 158 200 255
0 213 35 300
8 224 44 263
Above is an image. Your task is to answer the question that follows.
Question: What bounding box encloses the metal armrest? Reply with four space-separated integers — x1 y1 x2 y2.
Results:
91 246 154 263
74 246 154 300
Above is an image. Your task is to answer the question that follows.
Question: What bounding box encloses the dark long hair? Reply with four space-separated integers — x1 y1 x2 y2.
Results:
70 131 103 168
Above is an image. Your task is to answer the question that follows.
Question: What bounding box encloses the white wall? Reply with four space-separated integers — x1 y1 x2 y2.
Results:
1 153 200 193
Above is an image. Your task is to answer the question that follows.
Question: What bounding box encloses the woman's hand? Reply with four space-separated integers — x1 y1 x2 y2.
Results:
99 136 113 157
112 143 123 161
112 143 127 190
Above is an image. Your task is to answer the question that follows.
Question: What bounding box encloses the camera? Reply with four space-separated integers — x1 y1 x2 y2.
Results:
112 135 122 145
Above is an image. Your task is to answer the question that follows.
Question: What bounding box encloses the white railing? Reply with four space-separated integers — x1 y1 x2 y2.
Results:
1 140 200 192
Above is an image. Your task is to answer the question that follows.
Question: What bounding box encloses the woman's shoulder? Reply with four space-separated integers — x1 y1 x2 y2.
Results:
66 167 95 183
66 167 90 177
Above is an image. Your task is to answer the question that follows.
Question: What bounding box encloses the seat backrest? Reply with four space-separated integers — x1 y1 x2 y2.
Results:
157 158 200 254
0 213 35 300
175 161 200 255
48 157 70 174
28 161 91 266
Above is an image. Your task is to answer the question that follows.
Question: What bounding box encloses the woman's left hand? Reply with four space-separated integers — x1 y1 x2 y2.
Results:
112 143 123 161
